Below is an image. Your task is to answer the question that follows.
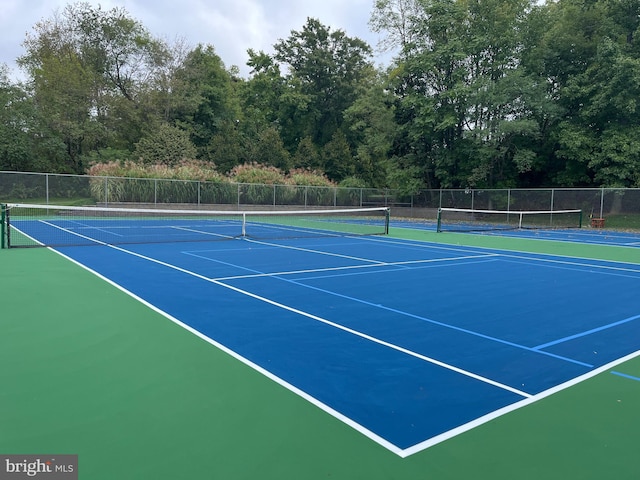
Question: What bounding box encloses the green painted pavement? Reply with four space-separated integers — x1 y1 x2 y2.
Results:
389 228 640 265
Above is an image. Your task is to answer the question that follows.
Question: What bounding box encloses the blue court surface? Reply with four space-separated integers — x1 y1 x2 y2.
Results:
45 233 640 457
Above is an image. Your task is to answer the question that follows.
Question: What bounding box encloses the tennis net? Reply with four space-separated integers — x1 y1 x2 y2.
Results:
1 203 390 248
436 207 582 232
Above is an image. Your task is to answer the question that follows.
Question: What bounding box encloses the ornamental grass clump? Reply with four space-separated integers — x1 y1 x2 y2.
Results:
285 168 335 187
86 160 339 205
227 163 286 185
86 160 224 203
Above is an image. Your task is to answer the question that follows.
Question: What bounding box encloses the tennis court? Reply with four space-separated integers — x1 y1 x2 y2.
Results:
2 203 640 479
465 227 640 247
394 212 640 248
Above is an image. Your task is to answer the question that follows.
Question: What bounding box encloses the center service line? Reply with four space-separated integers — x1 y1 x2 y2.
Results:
106 242 532 399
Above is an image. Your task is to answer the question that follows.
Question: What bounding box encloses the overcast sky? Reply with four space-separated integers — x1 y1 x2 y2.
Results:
0 0 392 79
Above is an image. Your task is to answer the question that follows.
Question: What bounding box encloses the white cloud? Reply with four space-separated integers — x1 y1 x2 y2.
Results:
0 0 388 79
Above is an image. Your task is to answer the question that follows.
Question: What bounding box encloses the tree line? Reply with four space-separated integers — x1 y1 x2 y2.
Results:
1 0 639 191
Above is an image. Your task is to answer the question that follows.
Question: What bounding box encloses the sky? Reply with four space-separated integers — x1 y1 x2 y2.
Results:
0 0 393 79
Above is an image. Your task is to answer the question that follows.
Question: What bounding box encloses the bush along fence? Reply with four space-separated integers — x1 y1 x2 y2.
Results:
1 171 640 228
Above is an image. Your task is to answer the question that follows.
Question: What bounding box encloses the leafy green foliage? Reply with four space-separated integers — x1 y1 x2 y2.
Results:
17 2 168 172
134 123 198 166
293 137 322 171
323 131 356 181
273 18 373 155
0 66 67 172
247 126 291 171
170 44 240 153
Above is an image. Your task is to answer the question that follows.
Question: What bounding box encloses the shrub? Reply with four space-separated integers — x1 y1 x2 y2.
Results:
227 162 286 185
286 169 335 187
338 176 367 189
133 123 198 166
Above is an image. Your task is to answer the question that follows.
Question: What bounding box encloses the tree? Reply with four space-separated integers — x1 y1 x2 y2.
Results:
206 123 247 173
322 130 356 181
293 136 322 171
381 0 541 188
243 49 287 129
369 0 422 55
540 0 640 186
388 0 473 188
18 2 169 171
343 73 396 187
0 66 67 172
134 123 198 165
273 18 374 147
169 44 240 155
556 38 640 186
247 126 291 171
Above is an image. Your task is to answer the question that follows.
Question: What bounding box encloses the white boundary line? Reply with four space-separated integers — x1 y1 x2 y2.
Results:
208 254 499 281
42 219 125 238
496 252 640 275
402 348 640 456
245 237 389 265
363 234 640 267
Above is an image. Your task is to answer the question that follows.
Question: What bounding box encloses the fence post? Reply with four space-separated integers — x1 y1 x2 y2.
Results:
600 187 605 218
1 203 6 249
45 174 50 205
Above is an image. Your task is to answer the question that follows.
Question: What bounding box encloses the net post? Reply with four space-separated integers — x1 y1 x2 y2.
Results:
436 208 442 232
241 212 247 237
385 207 390 235
0 204 5 249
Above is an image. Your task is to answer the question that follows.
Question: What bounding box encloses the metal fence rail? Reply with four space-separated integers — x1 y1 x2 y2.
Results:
1 171 639 224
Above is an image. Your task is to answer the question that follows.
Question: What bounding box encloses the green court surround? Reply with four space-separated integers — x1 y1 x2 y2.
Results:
1 230 639 479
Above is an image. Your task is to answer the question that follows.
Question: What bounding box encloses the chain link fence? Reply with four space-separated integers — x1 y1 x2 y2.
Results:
1 171 639 228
